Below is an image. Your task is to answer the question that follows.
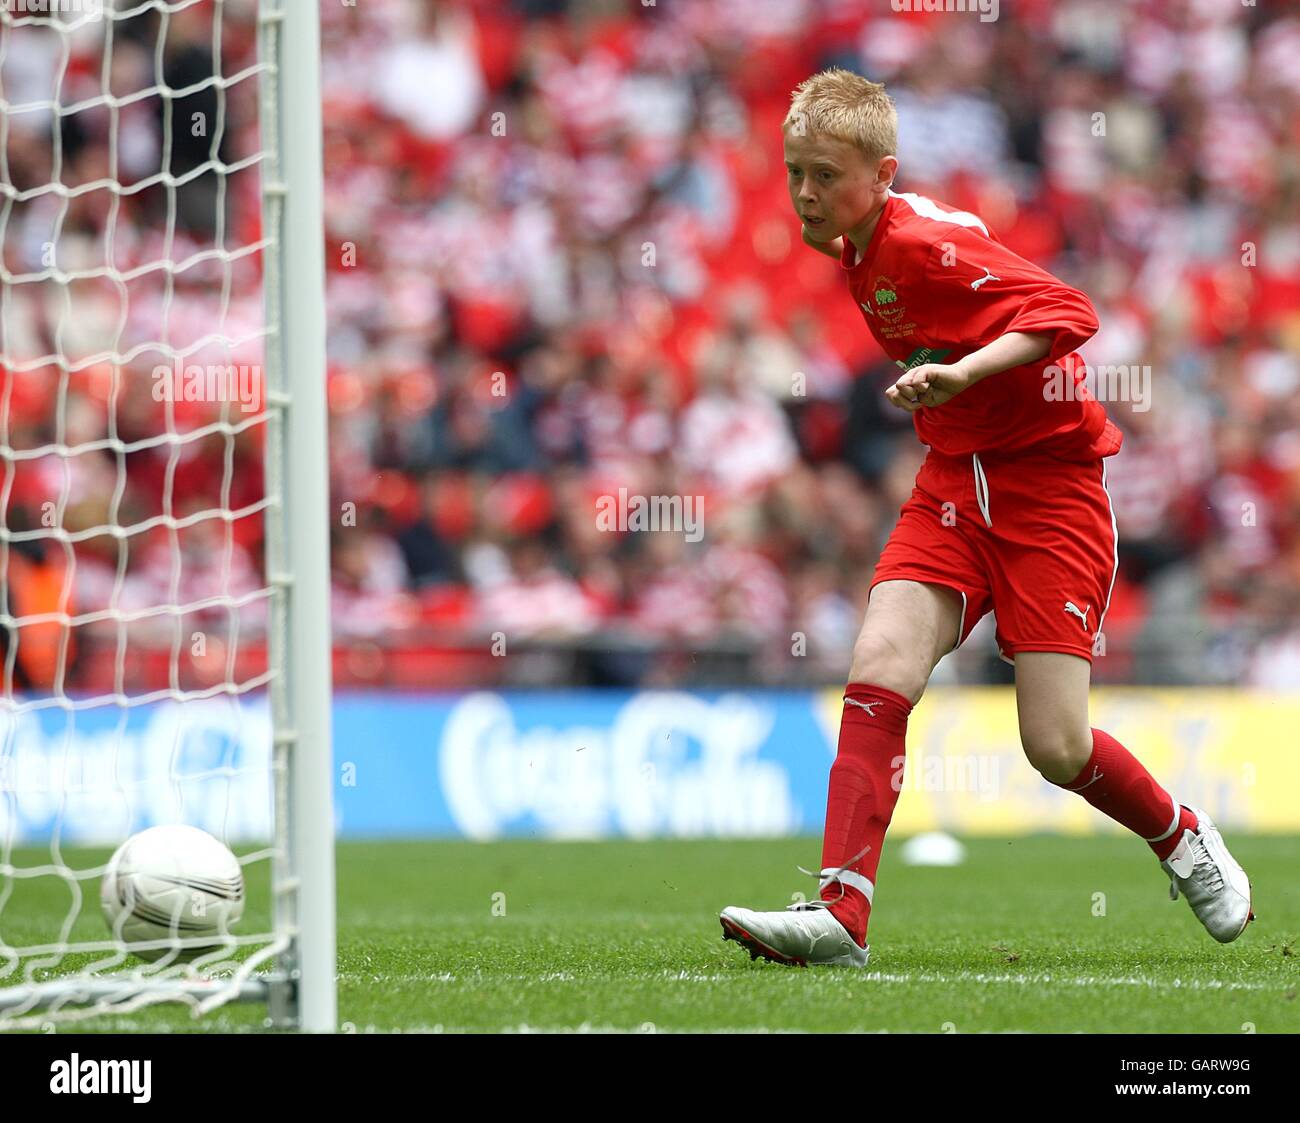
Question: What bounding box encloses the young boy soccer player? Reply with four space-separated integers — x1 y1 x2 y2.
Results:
719 69 1254 967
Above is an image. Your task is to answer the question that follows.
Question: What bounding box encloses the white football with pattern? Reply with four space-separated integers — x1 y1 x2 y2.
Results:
100 825 245 963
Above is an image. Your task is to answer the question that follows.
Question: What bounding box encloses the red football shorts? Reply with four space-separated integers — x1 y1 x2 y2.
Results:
871 448 1119 662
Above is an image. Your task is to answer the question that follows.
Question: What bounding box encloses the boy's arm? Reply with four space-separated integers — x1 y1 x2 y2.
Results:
887 226 1098 412
958 330 1053 381
887 331 1052 411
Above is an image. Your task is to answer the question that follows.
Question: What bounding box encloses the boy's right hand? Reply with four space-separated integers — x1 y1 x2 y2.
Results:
801 225 843 259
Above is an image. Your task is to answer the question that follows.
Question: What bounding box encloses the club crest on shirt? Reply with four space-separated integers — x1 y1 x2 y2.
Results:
868 275 916 339
872 276 901 311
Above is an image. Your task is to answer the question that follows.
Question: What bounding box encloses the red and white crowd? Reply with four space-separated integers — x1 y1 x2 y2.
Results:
2 0 1297 687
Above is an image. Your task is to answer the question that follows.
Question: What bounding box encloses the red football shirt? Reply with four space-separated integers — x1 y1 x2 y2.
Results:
840 191 1122 460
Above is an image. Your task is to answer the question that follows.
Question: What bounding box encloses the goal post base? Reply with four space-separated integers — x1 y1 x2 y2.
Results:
0 974 277 1022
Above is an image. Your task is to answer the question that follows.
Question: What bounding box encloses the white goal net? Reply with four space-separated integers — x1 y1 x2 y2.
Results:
0 0 334 1030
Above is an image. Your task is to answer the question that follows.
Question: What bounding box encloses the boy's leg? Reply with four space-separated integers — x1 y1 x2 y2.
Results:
720 450 988 966
718 578 963 966
1014 652 1195 858
1015 651 1253 941
975 451 1194 856
818 579 962 944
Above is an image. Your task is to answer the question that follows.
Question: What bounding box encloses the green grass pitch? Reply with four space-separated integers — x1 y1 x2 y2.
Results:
4 835 1298 1033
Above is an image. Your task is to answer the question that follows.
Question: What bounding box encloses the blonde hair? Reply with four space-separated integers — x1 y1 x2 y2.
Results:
783 68 897 161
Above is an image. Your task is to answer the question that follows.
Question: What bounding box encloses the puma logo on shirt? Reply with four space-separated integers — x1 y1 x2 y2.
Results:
1063 601 1092 630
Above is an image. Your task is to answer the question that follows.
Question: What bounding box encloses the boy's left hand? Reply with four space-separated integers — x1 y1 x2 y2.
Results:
886 361 973 412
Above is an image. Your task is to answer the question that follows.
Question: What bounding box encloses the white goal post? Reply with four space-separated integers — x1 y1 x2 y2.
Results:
0 0 334 1031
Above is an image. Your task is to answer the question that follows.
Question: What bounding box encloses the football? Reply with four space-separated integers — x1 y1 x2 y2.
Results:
100 826 245 963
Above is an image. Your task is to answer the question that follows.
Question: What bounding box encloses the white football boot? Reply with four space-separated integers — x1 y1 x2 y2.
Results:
719 900 870 967
1160 806 1254 943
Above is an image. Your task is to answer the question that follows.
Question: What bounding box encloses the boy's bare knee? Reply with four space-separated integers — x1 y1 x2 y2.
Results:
1020 726 1093 785
848 632 928 704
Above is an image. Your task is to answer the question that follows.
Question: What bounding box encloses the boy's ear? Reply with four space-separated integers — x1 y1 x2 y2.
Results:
876 156 899 190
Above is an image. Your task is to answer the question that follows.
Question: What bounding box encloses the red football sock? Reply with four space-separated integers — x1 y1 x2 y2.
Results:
1056 728 1197 861
818 682 912 946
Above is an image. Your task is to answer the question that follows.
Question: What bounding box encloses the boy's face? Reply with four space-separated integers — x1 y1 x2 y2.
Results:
782 130 894 243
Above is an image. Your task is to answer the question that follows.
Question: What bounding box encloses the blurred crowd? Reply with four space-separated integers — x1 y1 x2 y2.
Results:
2 0 1299 689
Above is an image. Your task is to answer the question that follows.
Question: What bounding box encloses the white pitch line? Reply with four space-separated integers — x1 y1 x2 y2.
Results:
860 970 1274 992
337 969 1278 993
